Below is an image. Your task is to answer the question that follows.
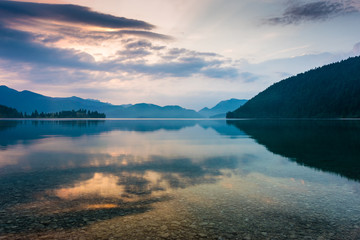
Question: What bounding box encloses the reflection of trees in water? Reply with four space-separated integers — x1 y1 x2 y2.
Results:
0 121 20 149
0 120 198 149
0 119 248 149
228 119 360 181
0 119 244 234
0 120 19 131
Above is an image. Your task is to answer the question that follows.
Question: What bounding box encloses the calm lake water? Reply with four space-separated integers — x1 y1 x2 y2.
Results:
0 119 360 240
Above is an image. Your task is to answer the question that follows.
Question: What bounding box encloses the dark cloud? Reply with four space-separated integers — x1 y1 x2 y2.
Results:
0 1 172 73
125 58 210 77
0 23 34 41
39 26 171 44
40 35 64 44
0 25 100 71
125 40 153 49
266 0 358 25
119 52 239 79
167 48 188 56
116 30 173 40
167 48 218 57
0 24 239 81
0 1 153 29
162 48 220 63
124 40 165 50
0 2 239 82
117 49 151 58
117 40 165 59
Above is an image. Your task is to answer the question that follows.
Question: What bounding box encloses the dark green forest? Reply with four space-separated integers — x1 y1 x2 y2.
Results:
0 105 23 118
227 56 360 118
0 105 105 118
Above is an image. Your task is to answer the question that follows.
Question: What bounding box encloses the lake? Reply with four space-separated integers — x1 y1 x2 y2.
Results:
0 119 360 239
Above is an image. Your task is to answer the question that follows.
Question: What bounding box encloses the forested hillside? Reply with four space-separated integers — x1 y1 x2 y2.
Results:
227 56 360 118
0 105 23 118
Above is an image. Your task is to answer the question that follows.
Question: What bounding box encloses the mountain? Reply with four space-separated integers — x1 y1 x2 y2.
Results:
0 85 114 113
0 85 202 118
105 103 201 118
199 98 247 118
227 56 360 118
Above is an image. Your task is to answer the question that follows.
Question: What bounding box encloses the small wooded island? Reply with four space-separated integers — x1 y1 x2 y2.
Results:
227 56 360 118
0 105 106 118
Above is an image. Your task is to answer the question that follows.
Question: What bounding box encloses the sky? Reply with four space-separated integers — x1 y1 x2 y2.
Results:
0 0 360 110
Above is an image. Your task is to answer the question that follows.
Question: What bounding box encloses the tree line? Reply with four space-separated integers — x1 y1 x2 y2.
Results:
0 105 106 118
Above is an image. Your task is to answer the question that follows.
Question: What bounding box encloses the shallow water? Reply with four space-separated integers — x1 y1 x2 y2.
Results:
0 119 360 239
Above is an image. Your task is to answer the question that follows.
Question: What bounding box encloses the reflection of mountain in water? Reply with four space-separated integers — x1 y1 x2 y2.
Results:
228 119 360 181
0 120 245 148
0 119 245 234
0 120 197 148
199 120 246 137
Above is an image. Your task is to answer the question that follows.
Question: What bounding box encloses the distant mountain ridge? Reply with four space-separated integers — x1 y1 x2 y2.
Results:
0 85 201 118
0 85 114 113
199 98 247 118
227 56 360 118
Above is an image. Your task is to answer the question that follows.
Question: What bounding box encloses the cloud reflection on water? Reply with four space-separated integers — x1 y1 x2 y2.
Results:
1 120 360 238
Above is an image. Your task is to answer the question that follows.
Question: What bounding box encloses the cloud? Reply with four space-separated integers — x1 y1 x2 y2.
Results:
0 1 172 46
0 1 242 87
125 40 153 49
39 26 171 44
0 25 98 70
266 0 359 25
115 30 173 40
0 1 153 29
117 49 151 58
116 45 239 79
125 57 211 77
0 24 239 84
202 67 240 79
167 48 219 58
